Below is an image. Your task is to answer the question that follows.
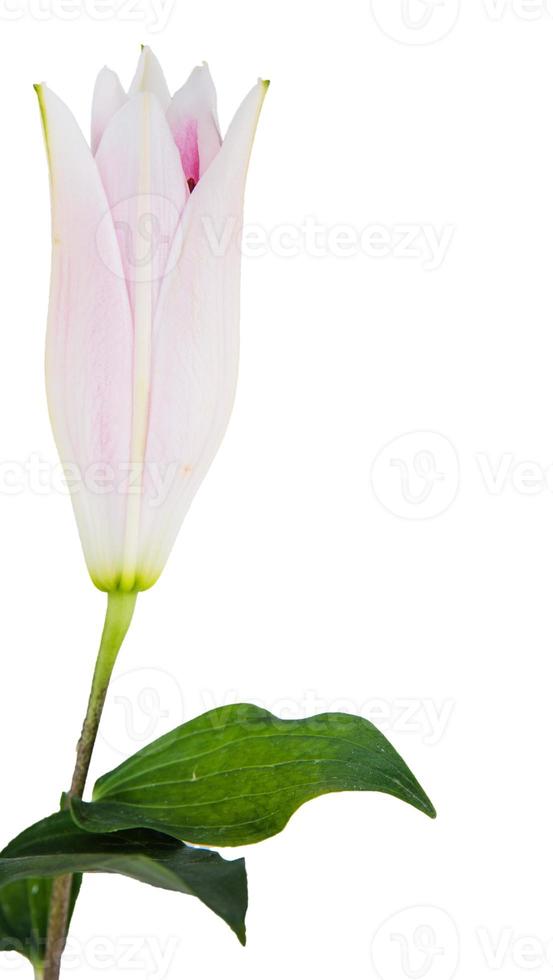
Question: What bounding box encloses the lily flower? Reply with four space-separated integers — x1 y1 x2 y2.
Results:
35 47 268 593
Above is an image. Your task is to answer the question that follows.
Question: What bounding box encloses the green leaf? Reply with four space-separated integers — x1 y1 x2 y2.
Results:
70 704 436 847
0 874 81 972
0 811 247 945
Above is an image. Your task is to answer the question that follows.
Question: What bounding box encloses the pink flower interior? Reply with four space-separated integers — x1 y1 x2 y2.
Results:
174 117 199 191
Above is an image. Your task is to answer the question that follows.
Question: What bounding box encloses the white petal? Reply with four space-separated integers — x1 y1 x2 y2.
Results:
94 92 188 313
35 85 133 591
128 46 170 111
94 91 188 589
137 80 269 585
91 66 127 155
167 63 222 182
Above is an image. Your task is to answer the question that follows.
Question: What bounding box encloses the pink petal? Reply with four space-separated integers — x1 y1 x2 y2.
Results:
94 90 188 589
167 63 222 184
137 80 269 586
36 85 133 591
94 92 188 314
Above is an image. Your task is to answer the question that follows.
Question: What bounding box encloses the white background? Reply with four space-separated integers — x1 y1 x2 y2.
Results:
0 1 551 978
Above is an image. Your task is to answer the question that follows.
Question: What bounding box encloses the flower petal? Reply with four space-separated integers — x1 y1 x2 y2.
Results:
128 46 170 111
137 80 269 586
94 92 188 306
167 63 222 184
35 85 133 590
94 91 188 590
91 66 127 155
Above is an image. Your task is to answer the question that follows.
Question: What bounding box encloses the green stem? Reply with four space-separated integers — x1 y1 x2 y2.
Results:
42 591 137 980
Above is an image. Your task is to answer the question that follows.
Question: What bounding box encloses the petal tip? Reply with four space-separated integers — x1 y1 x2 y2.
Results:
33 83 48 138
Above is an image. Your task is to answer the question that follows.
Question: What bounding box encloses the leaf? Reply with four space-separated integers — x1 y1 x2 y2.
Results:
70 704 436 847
0 875 81 972
0 811 247 945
